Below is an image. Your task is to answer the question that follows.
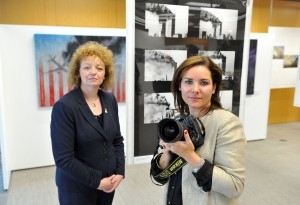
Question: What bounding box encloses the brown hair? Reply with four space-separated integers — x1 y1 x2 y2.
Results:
171 55 223 114
67 41 114 90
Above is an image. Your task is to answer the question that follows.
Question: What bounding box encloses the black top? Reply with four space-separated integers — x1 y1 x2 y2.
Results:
167 169 183 205
95 113 104 127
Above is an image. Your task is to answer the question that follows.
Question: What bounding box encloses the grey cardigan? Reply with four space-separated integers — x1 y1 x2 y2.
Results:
164 109 246 205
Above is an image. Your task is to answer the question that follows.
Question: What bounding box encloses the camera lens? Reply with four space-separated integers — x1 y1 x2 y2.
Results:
158 119 183 143
163 121 179 139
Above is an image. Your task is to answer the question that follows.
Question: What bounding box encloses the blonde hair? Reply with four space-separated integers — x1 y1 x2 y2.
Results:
67 41 114 90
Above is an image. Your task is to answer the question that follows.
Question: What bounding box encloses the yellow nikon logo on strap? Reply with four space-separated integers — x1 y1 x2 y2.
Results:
170 158 184 172
157 156 187 179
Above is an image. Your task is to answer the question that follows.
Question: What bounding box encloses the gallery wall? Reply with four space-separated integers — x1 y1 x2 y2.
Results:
269 27 299 89
295 61 300 107
251 0 300 123
0 25 127 190
243 33 273 140
267 27 300 123
0 0 299 190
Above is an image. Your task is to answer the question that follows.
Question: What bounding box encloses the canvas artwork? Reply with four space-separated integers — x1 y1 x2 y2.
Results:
34 34 126 107
273 46 284 59
144 49 187 81
283 55 299 68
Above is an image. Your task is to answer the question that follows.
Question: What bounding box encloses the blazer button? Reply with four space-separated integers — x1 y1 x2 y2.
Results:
103 142 107 146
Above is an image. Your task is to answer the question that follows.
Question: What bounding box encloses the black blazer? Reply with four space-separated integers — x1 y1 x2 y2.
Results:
50 88 125 193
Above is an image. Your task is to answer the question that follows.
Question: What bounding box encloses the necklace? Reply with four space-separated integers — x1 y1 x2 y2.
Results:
92 97 98 107
89 96 98 107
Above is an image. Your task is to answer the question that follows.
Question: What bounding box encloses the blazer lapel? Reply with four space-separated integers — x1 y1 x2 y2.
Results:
73 88 108 139
99 91 110 134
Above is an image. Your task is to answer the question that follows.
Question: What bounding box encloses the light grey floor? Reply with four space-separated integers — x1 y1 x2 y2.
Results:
0 122 299 205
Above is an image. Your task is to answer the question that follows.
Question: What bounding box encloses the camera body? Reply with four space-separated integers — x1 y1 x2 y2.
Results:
157 114 205 148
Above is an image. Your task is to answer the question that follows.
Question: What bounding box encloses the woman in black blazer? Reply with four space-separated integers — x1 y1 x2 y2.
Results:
50 41 125 205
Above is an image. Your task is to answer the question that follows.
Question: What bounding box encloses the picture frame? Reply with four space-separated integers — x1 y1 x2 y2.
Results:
34 34 126 107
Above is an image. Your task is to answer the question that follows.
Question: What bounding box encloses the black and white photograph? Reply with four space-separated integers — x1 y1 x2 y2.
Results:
198 50 224 68
198 50 235 80
273 46 284 59
283 55 299 68
144 49 187 81
144 92 176 124
220 90 233 111
145 3 189 38
193 7 238 40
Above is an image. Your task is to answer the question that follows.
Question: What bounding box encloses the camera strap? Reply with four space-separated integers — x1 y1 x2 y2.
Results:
155 156 187 179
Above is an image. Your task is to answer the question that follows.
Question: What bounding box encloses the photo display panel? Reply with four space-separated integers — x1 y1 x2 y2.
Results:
135 0 248 156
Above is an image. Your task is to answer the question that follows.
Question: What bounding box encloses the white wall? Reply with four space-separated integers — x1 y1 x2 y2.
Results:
126 0 135 165
0 25 127 189
244 33 273 141
268 27 300 88
295 55 300 107
0 40 10 190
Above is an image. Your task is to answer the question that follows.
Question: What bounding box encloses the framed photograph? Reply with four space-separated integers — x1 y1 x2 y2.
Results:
283 55 299 68
144 92 176 124
198 50 235 81
135 0 247 156
145 3 189 38
273 46 284 59
34 34 126 107
196 7 238 40
144 49 187 81
247 39 258 95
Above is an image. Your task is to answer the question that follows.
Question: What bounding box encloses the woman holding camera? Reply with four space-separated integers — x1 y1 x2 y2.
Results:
150 55 246 205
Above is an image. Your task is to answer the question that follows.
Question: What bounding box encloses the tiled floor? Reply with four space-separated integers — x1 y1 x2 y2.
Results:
0 122 299 205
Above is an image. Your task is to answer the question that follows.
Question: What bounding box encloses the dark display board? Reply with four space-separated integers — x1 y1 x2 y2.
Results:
135 0 248 156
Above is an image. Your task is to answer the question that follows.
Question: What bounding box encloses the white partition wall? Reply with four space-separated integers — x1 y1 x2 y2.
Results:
0 25 127 189
244 33 273 141
0 42 10 190
295 57 300 107
268 27 300 89
126 0 135 165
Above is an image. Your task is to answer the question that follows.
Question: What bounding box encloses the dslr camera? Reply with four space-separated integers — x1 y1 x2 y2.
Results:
157 114 205 148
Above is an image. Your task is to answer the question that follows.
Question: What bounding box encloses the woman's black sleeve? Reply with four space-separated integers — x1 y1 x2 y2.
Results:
150 153 169 185
192 160 214 192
